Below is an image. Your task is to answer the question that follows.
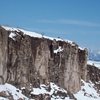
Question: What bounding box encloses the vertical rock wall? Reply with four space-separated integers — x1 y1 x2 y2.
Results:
87 64 100 93
0 28 8 84
0 27 87 93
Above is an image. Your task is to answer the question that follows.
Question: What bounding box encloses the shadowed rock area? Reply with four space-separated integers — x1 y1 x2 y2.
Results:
87 64 100 94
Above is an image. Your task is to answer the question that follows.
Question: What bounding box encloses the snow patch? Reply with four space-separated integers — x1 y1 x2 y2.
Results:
30 82 73 100
9 32 16 40
31 82 67 95
2 26 19 32
87 60 100 69
0 97 8 100
0 81 99 100
54 46 63 54
74 80 100 100
0 83 28 100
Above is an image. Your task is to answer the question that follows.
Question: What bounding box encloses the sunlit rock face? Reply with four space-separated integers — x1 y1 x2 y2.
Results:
0 27 8 84
0 26 87 93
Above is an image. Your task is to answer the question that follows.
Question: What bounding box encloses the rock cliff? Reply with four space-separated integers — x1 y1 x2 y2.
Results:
87 64 100 93
0 26 87 94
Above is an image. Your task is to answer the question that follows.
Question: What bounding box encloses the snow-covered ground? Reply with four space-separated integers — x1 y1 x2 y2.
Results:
74 80 100 100
31 82 71 100
87 60 100 69
0 83 71 100
0 80 100 100
0 83 28 100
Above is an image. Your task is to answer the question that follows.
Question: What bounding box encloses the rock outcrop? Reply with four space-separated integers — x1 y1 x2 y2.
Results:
87 64 100 93
0 26 87 93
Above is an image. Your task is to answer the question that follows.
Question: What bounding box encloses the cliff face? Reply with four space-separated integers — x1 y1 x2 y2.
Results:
0 26 87 93
87 64 100 93
0 28 8 84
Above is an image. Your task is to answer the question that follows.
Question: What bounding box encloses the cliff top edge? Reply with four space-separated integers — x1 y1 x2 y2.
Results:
1 25 85 50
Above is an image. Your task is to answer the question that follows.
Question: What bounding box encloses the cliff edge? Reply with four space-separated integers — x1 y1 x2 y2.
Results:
0 26 87 95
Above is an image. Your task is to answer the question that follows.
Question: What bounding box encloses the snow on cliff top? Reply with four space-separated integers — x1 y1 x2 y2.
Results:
1 26 84 50
1 26 68 41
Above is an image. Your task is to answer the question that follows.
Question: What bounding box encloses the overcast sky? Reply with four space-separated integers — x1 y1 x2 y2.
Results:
0 0 100 50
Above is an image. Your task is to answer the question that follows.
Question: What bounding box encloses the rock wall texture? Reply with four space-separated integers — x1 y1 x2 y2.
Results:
0 28 8 84
0 26 87 93
87 64 100 93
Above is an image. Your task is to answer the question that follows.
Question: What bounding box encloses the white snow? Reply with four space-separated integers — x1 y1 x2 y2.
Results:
1 25 84 50
74 80 100 100
78 46 85 50
2 26 42 38
0 83 71 100
0 97 8 100
31 82 67 95
0 83 28 100
1 26 19 32
31 85 48 95
17 28 43 38
0 81 99 100
54 46 64 54
31 82 71 100
87 60 100 69
31 81 100 100
9 32 16 40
